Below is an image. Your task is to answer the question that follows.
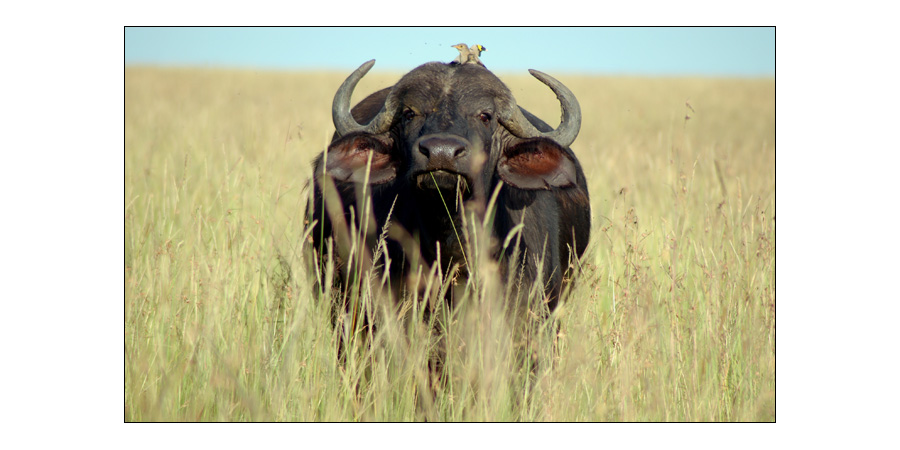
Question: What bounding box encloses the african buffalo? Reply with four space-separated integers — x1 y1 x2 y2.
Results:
308 60 590 348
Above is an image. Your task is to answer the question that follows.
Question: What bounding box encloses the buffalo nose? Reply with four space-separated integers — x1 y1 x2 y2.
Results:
418 136 468 161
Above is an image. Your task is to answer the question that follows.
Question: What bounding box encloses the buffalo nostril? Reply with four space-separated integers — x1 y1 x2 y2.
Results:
419 137 468 162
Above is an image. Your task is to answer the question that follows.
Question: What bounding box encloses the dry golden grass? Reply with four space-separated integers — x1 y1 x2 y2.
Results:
125 65 774 421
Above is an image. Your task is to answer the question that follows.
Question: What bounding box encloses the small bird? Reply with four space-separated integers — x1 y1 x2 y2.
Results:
451 43 486 66
468 44 486 64
451 43 471 64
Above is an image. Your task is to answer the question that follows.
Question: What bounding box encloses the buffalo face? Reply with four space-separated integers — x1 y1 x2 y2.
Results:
325 61 582 203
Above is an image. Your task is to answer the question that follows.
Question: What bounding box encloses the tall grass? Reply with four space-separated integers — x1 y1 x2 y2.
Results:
125 66 775 421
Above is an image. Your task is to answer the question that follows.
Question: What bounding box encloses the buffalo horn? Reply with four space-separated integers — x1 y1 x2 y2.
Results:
499 69 582 148
332 60 398 136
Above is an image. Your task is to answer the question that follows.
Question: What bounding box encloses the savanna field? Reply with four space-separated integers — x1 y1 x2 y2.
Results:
124 65 775 421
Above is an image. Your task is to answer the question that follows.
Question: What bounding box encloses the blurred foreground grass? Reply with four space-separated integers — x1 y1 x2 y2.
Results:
124 66 774 421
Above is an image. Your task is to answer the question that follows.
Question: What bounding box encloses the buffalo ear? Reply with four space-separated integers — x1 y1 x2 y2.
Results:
497 138 577 189
324 133 398 184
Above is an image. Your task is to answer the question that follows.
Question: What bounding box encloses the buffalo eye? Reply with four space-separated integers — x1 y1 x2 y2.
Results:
478 112 492 126
402 109 417 123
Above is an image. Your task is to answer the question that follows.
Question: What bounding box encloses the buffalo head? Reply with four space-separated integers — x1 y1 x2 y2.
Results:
325 60 582 201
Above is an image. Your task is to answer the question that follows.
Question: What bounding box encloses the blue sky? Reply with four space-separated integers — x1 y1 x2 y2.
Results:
125 27 774 77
